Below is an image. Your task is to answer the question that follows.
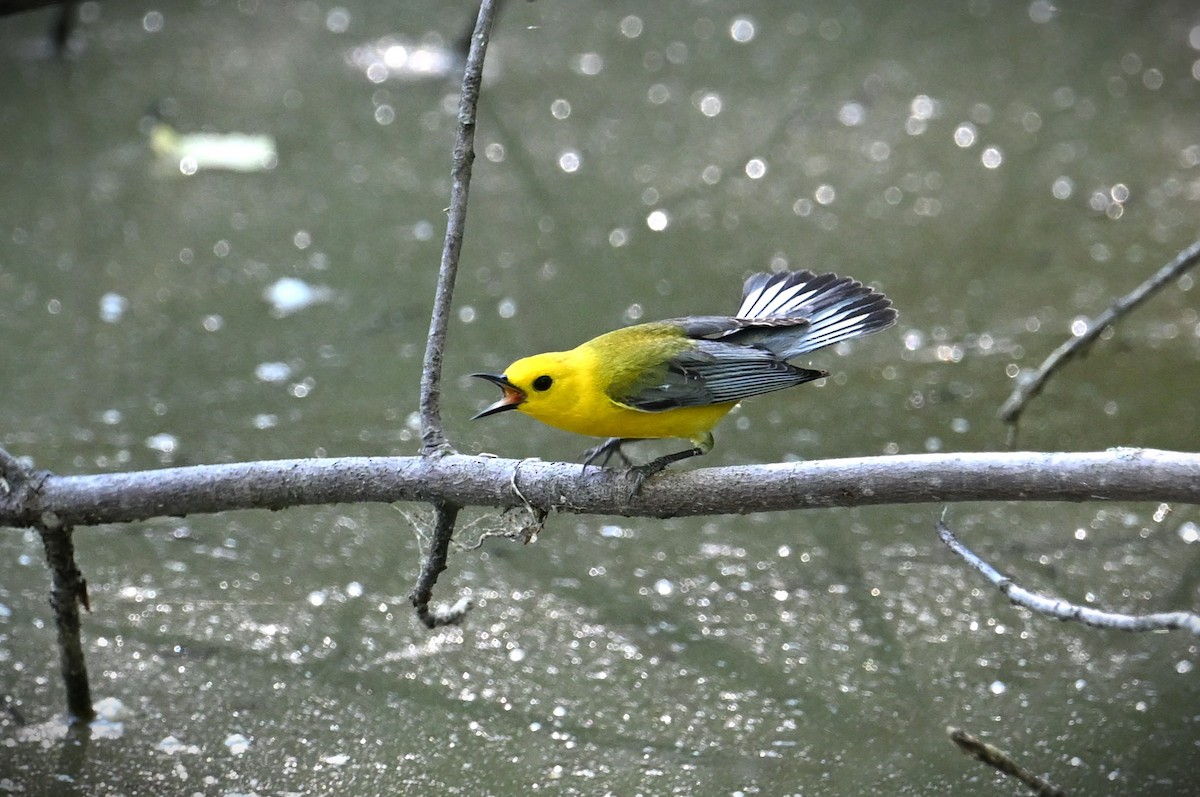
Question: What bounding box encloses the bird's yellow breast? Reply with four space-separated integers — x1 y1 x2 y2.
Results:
505 325 737 442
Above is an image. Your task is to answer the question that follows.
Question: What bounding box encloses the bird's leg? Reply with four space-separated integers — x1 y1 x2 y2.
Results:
626 431 714 492
581 437 644 471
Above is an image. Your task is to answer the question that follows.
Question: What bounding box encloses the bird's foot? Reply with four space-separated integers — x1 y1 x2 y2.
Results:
623 446 705 495
581 437 641 472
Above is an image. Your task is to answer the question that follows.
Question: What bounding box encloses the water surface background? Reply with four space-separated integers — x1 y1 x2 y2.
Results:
2 2 1199 794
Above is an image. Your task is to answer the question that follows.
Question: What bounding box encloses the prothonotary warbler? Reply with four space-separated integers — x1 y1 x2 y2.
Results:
472 270 897 480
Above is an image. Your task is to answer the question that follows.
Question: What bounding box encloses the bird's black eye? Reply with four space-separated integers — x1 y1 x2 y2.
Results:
532 375 553 391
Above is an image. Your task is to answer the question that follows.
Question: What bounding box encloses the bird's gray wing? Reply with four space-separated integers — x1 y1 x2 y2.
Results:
659 314 810 340
613 339 827 411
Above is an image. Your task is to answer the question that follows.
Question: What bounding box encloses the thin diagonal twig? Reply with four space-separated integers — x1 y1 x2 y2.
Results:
937 519 1200 634
418 0 499 456
999 240 1200 444
948 727 1066 797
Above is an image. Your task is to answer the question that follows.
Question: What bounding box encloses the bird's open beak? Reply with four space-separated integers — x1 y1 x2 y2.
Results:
470 373 526 419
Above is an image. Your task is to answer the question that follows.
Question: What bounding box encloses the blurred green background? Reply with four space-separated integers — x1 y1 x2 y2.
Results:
2 1 1199 794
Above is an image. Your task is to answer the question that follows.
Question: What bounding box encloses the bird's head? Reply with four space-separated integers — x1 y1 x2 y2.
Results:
471 352 579 423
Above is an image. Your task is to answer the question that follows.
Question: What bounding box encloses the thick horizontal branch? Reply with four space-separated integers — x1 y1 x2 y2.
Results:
1 448 1197 530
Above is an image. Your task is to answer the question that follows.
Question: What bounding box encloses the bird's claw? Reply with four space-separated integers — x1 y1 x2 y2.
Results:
622 460 665 496
581 437 637 472
581 442 704 496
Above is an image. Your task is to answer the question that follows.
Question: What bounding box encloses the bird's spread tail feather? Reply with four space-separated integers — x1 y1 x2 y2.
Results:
733 270 896 359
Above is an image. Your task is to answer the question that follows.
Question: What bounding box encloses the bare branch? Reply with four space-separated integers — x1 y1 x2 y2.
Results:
937 519 1200 634
408 502 472 628
948 727 1066 797
2 448 1197 531
419 0 498 456
0 446 29 485
38 526 96 724
408 0 500 626
999 240 1200 441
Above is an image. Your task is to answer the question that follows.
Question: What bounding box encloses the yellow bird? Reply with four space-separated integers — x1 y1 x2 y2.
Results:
473 270 896 478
